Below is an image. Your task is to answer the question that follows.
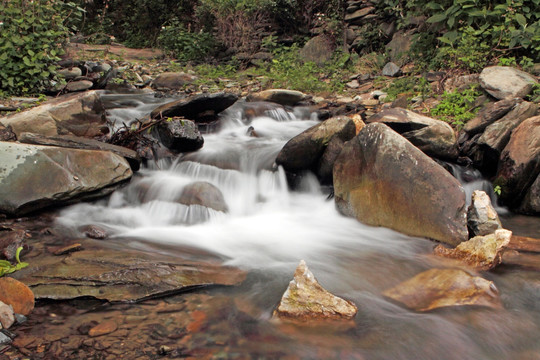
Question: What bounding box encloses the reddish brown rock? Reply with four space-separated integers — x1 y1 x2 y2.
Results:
273 260 357 321
434 229 512 270
0 277 35 315
88 320 118 337
383 268 502 311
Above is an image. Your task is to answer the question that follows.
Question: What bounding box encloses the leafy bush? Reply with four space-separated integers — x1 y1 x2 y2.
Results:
430 85 482 129
158 20 216 62
383 76 431 102
0 0 81 95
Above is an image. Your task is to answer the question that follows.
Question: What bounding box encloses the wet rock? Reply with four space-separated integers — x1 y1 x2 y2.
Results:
383 268 502 311
273 260 357 321
150 92 238 121
434 229 511 270
80 225 108 240
89 320 118 337
154 118 204 153
246 89 310 106
502 250 540 270
367 108 458 160
151 72 197 90
0 331 11 345
519 173 540 214
382 62 401 77
176 182 228 213
463 98 520 135
18 132 141 171
276 116 356 179
495 115 540 210
58 67 82 80
14 245 246 302
0 277 35 315
65 80 93 92
334 123 468 246
479 66 537 100
0 142 133 216
299 34 335 66
0 301 15 329
467 190 502 237
0 228 26 261
14 314 26 325
0 90 108 138
53 243 83 256
508 235 540 253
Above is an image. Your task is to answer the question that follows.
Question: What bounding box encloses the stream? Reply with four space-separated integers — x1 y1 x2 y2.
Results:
16 91 540 359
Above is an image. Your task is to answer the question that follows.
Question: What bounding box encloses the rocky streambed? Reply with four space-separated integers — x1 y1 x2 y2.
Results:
0 65 539 359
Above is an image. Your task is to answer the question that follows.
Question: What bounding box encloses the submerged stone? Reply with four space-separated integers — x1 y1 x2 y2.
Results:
383 268 502 311
273 260 357 321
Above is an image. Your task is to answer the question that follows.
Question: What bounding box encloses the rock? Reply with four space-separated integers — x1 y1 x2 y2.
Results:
18 132 141 171
176 182 228 213
65 80 94 92
80 225 108 240
53 243 83 256
479 66 538 100
386 30 412 65
273 260 357 321
345 6 375 22
444 74 480 93
463 98 520 135
349 114 365 135
299 34 335 66
434 229 511 270
0 91 108 138
367 108 458 160
333 123 468 246
519 173 540 214
382 62 401 77
58 67 82 80
89 320 117 337
246 89 309 106
151 72 197 90
346 79 360 89
0 277 34 315
477 101 538 156
154 118 203 153
383 268 502 311
0 301 15 329
508 235 540 253
495 115 540 209
0 124 16 142
0 142 132 216
14 245 246 302
0 228 25 261
276 116 356 181
467 190 502 237
502 250 540 270
150 92 238 121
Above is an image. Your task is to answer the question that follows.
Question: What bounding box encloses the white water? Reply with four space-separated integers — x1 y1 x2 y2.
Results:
56 93 540 360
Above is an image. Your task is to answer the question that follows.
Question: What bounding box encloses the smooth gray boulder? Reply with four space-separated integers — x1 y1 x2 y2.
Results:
176 181 228 213
382 62 401 77
334 123 468 245
151 72 197 90
0 142 132 216
154 118 204 153
479 66 537 100
367 108 458 160
246 89 309 106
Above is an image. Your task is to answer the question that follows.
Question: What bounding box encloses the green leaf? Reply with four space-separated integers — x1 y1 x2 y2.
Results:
427 13 447 23
515 14 527 26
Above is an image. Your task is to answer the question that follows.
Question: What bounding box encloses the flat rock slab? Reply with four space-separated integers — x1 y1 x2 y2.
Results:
246 89 309 106
479 66 537 100
13 239 246 302
150 92 238 121
383 268 502 311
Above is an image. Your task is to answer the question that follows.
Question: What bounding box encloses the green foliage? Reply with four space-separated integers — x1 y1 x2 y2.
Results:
0 0 80 95
493 185 502 196
383 76 431 102
158 20 216 62
430 86 482 129
0 247 28 277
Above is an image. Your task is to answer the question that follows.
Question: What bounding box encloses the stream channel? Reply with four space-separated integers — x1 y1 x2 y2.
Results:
12 91 540 359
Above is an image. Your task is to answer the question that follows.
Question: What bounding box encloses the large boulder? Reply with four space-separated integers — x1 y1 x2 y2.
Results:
382 268 502 311
467 190 502 237
0 142 132 216
333 123 468 246
463 98 520 135
367 108 458 160
273 260 357 321
0 277 35 315
519 173 540 214
154 118 204 153
276 116 356 183
246 89 309 106
176 181 228 213
151 72 197 90
0 91 108 138
150 92 238 122
495 115 540 209
299 34 335 66
479 66 537 100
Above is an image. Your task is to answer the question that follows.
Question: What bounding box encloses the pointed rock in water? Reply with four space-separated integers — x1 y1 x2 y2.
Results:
273 260 357 321
434 229 512 270
467 190 502 237
0 277 34 316
383 268 502 311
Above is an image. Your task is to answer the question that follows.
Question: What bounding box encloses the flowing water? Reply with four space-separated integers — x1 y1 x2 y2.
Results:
54 92 540 359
